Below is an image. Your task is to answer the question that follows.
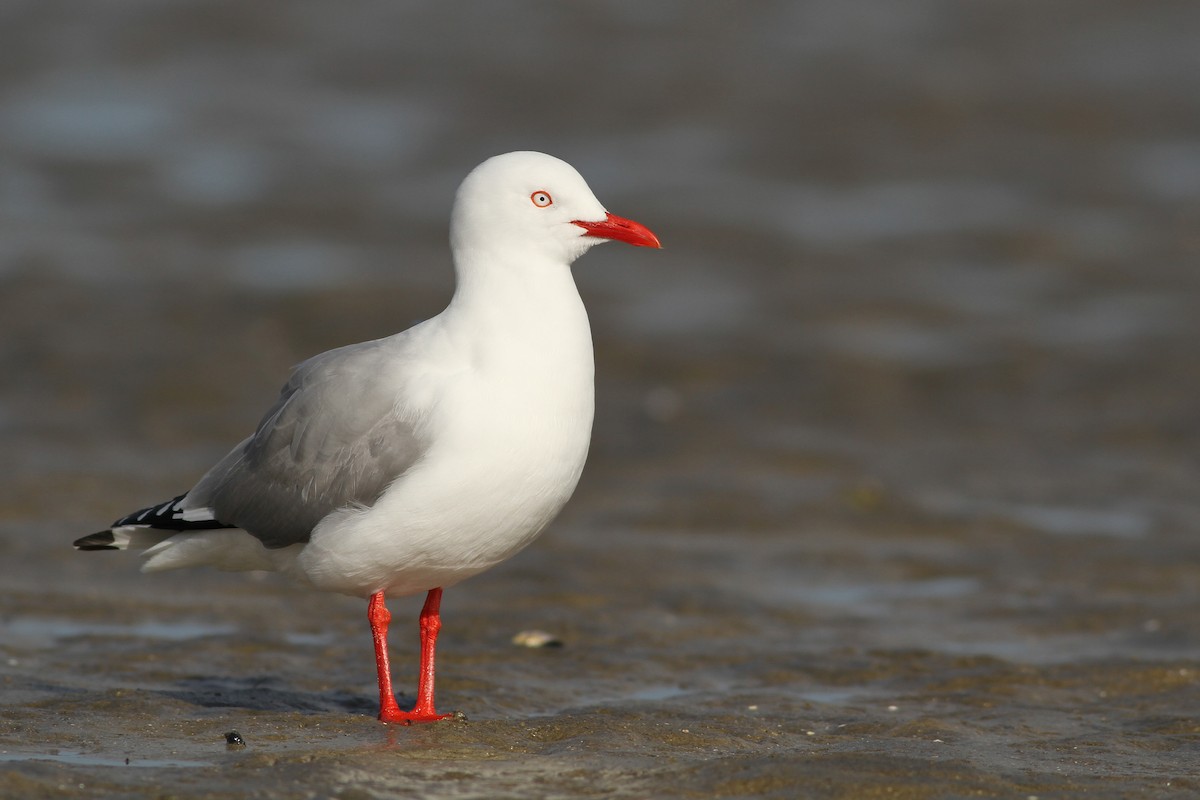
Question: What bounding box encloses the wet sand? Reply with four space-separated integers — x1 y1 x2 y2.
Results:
3 1 1200 797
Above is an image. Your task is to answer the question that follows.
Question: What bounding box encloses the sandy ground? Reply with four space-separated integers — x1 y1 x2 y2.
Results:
3 1 1200 797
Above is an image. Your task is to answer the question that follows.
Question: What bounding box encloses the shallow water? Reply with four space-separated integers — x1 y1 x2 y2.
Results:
3 1 1200 797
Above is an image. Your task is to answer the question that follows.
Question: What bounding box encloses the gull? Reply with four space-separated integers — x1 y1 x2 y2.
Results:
74 151 661 724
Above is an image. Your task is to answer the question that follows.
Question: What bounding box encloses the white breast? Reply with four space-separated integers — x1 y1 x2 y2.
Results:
292 265 596 598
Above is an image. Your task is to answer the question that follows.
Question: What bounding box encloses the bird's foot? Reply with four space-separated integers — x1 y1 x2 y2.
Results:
378 706 455 725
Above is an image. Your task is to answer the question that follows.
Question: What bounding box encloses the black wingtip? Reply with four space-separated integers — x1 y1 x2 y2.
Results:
74 530 118 551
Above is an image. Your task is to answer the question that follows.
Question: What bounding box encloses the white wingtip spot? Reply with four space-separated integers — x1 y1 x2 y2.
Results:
180 507 217 523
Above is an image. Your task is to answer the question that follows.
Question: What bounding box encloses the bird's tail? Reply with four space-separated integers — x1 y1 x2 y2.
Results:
73 493 235 551
74 495 277 573
73 526 174 551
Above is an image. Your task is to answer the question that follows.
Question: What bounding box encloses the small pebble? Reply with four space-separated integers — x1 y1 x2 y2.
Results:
224 730 246 748
511 629 563 648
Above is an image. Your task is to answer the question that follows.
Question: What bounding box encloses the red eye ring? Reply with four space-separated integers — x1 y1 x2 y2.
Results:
531 191 553 208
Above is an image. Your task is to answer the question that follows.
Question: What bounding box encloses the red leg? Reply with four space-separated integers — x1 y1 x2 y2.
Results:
368 591 404 721
368 588 453 725
409 587 453 721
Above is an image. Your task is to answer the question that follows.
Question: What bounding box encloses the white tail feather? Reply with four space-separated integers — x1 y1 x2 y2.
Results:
140 529 278 573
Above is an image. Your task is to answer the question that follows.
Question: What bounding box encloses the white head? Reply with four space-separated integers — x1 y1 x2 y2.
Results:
449 151 660 269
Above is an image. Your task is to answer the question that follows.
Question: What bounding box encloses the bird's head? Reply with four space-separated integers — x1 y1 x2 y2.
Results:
450 151 660 267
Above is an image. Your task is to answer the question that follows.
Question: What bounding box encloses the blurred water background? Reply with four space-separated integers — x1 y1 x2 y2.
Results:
2 2 1199 797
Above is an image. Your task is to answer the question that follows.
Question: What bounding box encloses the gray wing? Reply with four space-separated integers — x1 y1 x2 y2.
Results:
185 338 428 548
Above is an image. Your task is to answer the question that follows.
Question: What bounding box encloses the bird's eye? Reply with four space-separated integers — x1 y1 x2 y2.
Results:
531 191 553 208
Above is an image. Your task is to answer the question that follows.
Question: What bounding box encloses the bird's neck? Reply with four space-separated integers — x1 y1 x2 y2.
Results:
443 249 594 373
